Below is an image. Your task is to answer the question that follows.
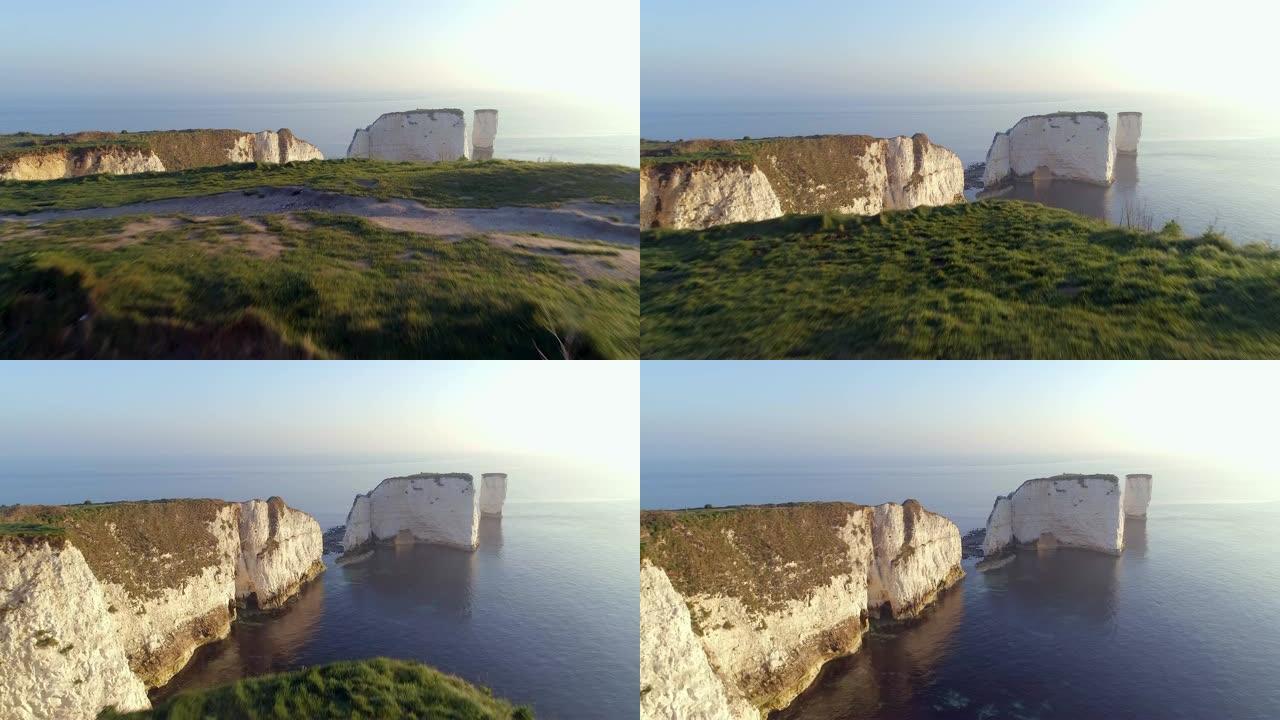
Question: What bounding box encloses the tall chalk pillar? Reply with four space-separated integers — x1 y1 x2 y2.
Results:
472 109 498 160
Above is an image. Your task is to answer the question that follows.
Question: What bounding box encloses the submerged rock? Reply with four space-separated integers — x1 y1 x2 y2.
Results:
640 134 965 230
0 497 324 719
639 500 963 719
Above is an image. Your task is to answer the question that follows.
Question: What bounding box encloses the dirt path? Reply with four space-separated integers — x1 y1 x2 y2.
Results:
5 187 640 246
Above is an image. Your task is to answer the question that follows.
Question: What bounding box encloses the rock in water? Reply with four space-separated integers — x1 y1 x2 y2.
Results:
0 497 324 720
341 472 505 553
479 473 508 517
1124 473 1152 517
346 109 468 162
640 134 965 230
471 110 498 160
982 112 1116 188
982 473 1155 561
639 500 964 719
1116 112 1143 155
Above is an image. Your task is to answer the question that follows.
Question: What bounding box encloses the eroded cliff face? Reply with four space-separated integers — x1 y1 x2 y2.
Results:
0 498 324 720
479 473 508 517
0 148 165 181
982 112 1115 188
471 110 499 161
341 473 482 552
346 110 468 162
1116 112 1143 155
0 538 151 720
982 474 1127 558
226 129 324 165
640 134 964 230
1124 474 1153 517
639 501 963 719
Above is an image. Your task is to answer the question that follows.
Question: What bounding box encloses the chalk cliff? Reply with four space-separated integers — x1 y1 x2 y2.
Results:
981 112 1115 188
0 128 323 182
479 473 508 517
1124 474 1152 517
0 498 323 720
471 110 499 161
640 134 964 230
981 473 1160 559
341 472 485 553
640 501 963 719
1116 112 1143 155
346 109 468 162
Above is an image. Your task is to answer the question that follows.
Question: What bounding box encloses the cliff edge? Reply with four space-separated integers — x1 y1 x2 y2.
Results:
641 134 964 230
639 501 963 719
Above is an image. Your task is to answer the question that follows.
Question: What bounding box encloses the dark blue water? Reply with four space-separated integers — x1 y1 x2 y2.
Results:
155 500 638 720
642 96 1280 244
775 503 1280 720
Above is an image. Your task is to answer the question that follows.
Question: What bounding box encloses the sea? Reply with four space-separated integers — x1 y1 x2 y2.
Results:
1 92 639 167
642 94 1280 245
642 466 1280 719
0 457 638 720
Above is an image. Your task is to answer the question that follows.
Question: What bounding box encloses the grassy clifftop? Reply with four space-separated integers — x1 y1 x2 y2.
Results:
98 658 532 720
1 130 257 172
642 200 1280 358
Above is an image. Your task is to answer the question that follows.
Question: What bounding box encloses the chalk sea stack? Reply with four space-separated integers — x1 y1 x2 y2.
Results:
340 472 510 557
1116 112 1143 155
0 497 324 720
982 112 1116 189
640 134 965 230
346 108 500 162
981 473 1154 563
640 500 963 719
479 473 508 517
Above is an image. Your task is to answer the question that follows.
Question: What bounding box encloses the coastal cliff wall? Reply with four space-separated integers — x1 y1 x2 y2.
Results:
346 110 468 162
1116 112 1143 155
982 112 1115 188
0 129 323 182
479 473 508 517
639 501 963 719
982 474 1127 557
640 134 964 230
341 473 481 552
0 498 324 720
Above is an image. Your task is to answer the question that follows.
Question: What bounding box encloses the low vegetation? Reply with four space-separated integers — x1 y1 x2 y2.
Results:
642 200 1280 358
0 158 638 214
98 658 532 720
0 213 637 358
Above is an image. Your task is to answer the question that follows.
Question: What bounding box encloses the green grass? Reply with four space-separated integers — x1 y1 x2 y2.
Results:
97 658 532 720
0 213 637 358
642 200 1280 358
0 521 67 540
0 158 638 214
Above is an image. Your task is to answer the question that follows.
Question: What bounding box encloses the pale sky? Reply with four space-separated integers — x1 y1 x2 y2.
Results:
643 362 1280 510
642 0 1280 111
1 0 638 120
0 362 639 504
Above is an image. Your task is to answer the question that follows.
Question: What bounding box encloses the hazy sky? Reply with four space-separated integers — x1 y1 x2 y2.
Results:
642 0 1278 110
643 362 1280 510
1 0 637 125
0 362 639 506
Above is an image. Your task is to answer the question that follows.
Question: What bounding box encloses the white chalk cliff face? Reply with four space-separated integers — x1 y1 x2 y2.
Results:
471 110 498 161
982 112 1115 188
982 474 1128 557
341 473 482 552
1116 112 1143 155
641 134 964 230
0 498 324 720
479 473 508 517
226 130 324 165
640 501 963 719
346 110 468 162
0 540 151 720
1124 474 1152 517
0 149 165 181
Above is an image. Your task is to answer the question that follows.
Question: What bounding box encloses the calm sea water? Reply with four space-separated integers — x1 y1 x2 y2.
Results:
777 504 1280 720
2 94 638 167
642 95 1280 244
642 466 1280 719
0 458 638 720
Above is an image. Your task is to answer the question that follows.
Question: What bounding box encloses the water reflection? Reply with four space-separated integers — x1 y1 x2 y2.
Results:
343 541 478 618
984 545 1121 626
774 582 966 720
978 154 1144 227
152 573 326 701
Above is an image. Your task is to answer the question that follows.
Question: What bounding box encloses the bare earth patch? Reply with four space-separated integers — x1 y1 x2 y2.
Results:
97 217 186 250
486 233 638 283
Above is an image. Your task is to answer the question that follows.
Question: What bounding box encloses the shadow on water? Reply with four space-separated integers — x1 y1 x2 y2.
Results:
978 154 1142 227
152 574 327 702
341 541 479 617
774 581 966 720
